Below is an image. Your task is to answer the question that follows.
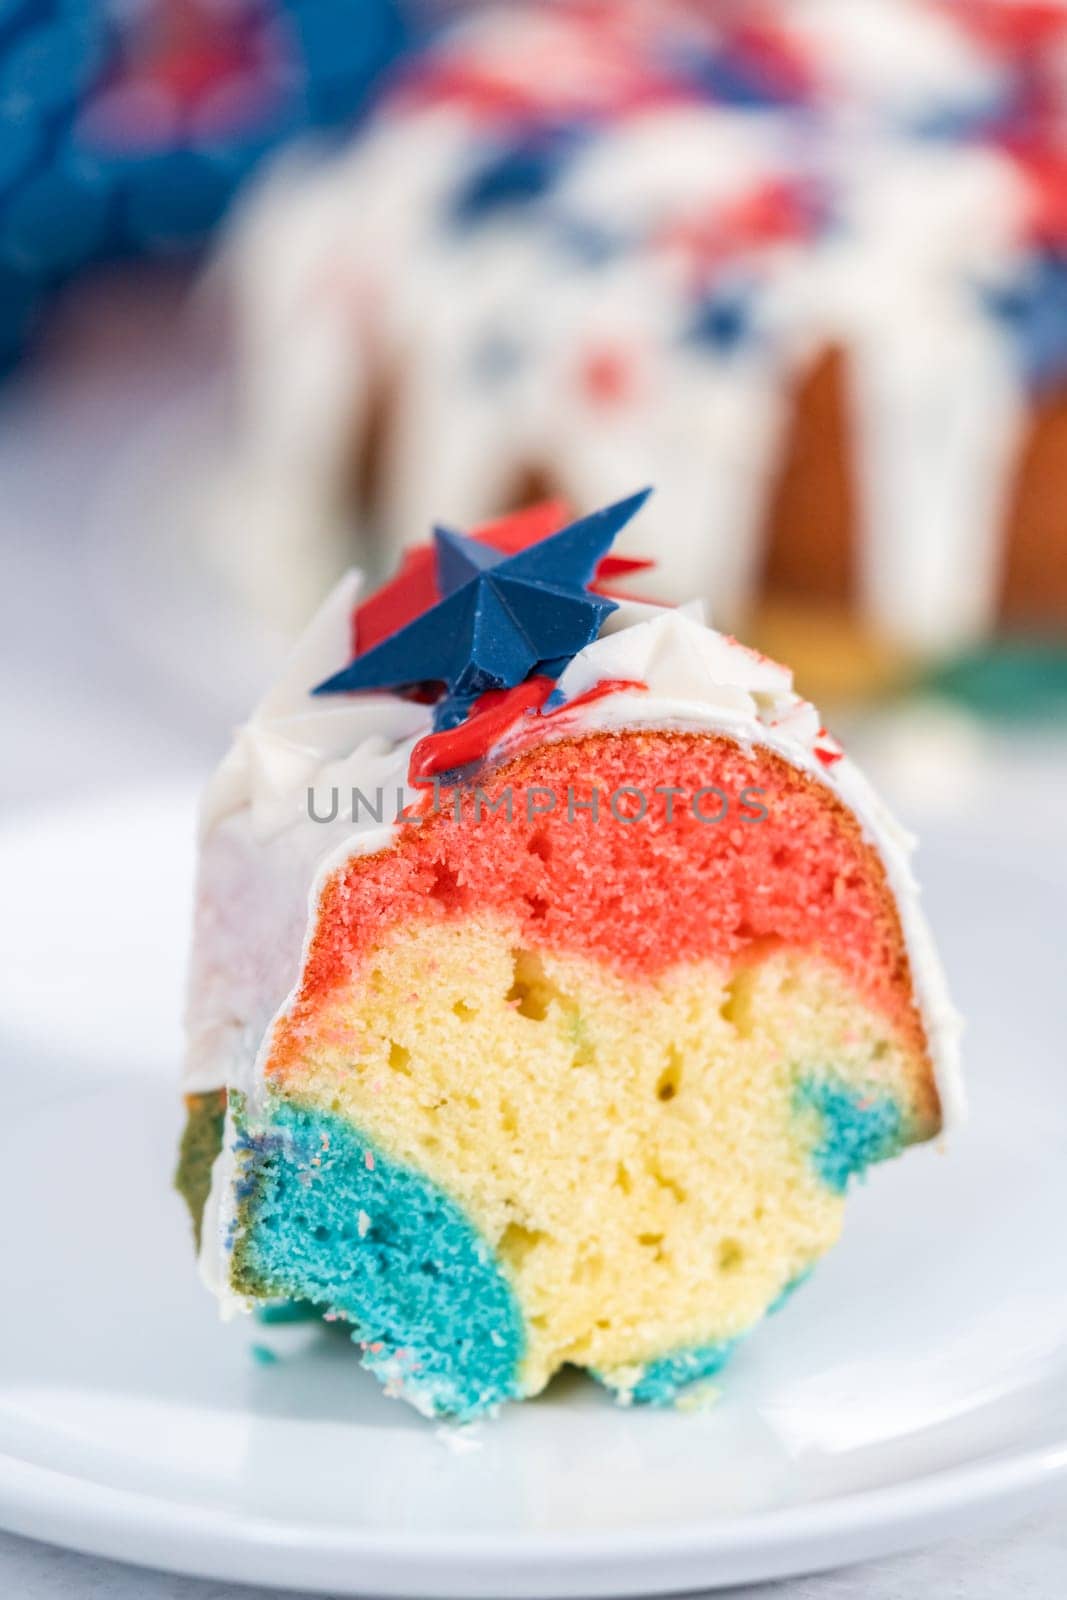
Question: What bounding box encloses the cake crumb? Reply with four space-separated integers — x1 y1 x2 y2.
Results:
436 1423 483 1455
675 1380 722 1414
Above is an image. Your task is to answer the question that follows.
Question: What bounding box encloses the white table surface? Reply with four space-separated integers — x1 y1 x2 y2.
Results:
1 275 1064 1600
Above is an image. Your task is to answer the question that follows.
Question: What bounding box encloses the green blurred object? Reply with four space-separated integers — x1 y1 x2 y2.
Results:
924 641 1067 720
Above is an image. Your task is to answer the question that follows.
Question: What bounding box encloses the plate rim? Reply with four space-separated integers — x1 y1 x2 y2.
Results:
2 1431 1066 1597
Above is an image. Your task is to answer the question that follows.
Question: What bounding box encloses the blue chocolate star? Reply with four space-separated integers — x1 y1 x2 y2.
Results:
313 489 651 728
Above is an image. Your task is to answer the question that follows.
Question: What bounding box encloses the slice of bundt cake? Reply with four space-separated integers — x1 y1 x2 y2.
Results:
180 493 960 1418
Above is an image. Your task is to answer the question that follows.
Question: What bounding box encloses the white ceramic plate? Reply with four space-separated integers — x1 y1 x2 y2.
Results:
1 771 1066 1598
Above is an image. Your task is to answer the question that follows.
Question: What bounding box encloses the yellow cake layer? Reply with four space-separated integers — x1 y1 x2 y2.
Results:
266 915 930 1394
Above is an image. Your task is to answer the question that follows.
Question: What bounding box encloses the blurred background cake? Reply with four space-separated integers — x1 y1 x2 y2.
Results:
0 2 1064 787
208 0 1067 698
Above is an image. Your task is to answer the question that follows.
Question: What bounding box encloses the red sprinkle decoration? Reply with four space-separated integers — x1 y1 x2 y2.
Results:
580 346 637 407
814 727 844 767
1012 146 1067 250
659 178 819 292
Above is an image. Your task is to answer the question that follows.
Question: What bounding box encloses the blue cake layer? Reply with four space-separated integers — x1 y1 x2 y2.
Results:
596 1270 816 1408
615 1341 737 1405
233 1101 524 1419
796 1074 905 1194
229 1069 907 1417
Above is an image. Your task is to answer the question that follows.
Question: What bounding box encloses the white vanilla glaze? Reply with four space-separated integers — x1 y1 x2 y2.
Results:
209 0 1045 645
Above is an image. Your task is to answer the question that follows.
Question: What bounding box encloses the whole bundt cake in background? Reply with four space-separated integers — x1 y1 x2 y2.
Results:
210 0 1067 691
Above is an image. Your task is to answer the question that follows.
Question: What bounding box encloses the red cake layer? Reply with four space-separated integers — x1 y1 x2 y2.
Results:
270 731 929 1083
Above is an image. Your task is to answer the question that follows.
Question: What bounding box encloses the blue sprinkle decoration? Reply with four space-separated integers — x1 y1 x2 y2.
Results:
552 215 624 268
685 285 757 353
313 489 651 730
681 46 805 111
985 253 1067 392
908 86 1013 143
451 124 585 226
